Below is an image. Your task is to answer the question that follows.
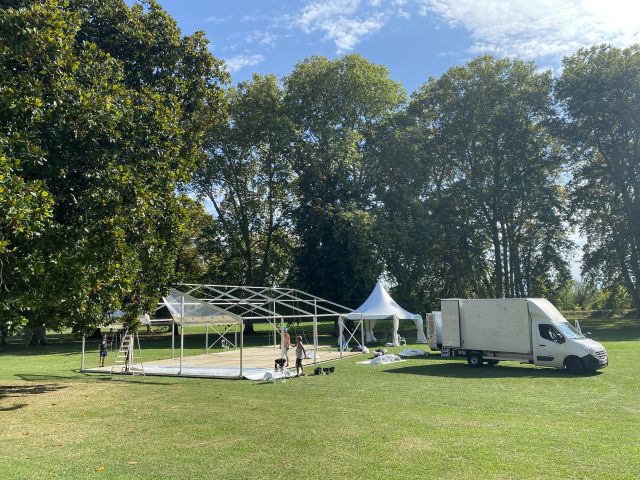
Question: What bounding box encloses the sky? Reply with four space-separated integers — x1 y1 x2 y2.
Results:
153 0 640 94
149 0 640 279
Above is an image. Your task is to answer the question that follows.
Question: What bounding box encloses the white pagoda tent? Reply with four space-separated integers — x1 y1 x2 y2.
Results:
346 280 428 346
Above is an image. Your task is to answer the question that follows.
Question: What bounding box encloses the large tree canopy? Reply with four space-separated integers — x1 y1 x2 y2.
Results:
0 0 227 340
284 54 405 308
193 74 294 289
370 57 571 312
558 45 640 309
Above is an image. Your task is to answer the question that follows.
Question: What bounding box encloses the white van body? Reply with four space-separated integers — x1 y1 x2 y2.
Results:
431 298 607 372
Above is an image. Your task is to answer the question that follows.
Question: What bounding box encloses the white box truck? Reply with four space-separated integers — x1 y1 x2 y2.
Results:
428 298 608 373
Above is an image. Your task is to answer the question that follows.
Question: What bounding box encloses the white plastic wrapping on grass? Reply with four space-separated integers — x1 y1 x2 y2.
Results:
400 349 428 357
263 369 293 381
370 354 402 364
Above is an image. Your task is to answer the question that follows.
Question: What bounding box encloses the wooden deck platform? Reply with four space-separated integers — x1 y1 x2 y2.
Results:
83 345 361 379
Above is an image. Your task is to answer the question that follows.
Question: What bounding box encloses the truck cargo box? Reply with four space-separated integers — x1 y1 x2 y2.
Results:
441 299 532 354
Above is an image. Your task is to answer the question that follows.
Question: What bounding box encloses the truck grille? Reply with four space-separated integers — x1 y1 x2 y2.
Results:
595 350 607 360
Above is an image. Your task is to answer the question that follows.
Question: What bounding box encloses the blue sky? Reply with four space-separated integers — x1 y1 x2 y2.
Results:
150 0 639 279
153 0 640 94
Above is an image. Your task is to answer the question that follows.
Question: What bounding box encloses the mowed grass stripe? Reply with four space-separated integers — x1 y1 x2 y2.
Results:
0 318 638 479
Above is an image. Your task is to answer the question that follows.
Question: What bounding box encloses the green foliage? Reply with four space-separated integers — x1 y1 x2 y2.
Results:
0 0 227 338
193 74 293 286
558 44 640 309
284 54 405 307
378 56 570 311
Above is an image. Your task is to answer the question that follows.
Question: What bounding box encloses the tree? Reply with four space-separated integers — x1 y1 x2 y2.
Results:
408 56 570 299
193 74 294 333
171 195 220 285
194 74 294 287
557 44 640 310
370 103 491 313
0 0 228 342
284 54 405 308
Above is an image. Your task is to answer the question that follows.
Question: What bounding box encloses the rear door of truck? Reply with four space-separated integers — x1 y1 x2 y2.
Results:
441 300 461 349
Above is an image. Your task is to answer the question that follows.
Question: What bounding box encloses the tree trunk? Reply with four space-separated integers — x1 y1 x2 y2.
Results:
29 324 47 346
491 225 503 298
244 320 255 335
500 219 512 297
616 238 640 310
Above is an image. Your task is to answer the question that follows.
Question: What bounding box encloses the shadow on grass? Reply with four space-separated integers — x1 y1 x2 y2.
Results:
0 383 68 411
0 403 28 411
384 362 602 379
15 373 179 386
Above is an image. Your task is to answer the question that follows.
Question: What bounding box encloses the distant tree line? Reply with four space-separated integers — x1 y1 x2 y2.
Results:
1 0 638 343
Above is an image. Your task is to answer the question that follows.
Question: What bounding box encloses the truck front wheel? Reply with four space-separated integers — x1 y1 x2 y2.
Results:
565 356 585 374
467 352 484 368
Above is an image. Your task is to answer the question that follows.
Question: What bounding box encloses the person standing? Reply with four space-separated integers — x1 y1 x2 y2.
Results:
282 326 291 367
295 335 306 377
98 335 109 367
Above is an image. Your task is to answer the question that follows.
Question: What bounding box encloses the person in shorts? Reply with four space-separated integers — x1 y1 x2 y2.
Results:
282 327 291 366
99 335 109 367
295 335 306 377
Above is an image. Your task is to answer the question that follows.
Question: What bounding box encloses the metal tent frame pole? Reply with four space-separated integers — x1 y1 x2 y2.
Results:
180 295 184 375
273 300 277 350
313 299 318 365
81 335 86 371
171 321 175 359
205 324 209 353
339 315 344 359
360 313 365 347
239 320 244 380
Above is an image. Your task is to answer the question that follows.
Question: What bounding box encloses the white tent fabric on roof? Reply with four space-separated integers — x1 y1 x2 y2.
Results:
346 280 428 346
162 288 241 325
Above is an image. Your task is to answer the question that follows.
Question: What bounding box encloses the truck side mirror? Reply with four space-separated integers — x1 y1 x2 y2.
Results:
557 335 565 344
585 332 592 339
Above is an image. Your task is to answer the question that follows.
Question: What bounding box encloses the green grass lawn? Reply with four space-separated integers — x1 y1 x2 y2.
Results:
1 318 639 479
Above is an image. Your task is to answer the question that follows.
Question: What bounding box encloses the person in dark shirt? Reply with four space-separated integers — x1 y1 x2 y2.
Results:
295 336 306 377
99 335 109 367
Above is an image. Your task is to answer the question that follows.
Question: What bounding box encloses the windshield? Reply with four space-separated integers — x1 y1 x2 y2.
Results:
555 321 585 340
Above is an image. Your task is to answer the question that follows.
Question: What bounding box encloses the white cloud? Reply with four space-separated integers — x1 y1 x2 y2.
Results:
418 0 640 62
295 0 389 52
224 53 266 73
204 16 225 23
245 30 278 47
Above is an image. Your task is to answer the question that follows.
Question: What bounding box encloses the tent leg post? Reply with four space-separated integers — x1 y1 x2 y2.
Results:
205 324 209 353
179 296 184 375
179 324 184 375
313 315 318 365
171 321 175 359
360 314 365 349
81 335 86 371
313 299 318 365
339 316 344 359
239 321 244 380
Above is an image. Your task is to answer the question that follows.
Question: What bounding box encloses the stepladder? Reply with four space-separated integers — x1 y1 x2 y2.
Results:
110 331 144 375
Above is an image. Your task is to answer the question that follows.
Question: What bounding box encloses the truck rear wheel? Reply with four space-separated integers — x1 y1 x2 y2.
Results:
565 356 585 374
467 352 484 368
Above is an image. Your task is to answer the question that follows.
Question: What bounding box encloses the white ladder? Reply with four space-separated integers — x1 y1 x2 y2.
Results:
110 331 144 375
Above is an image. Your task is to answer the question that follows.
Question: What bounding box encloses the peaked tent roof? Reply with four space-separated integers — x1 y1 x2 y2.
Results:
346 280 419 320
162 288 242 325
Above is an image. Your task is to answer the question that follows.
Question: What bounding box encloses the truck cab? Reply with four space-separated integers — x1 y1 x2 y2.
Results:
529 299 608 372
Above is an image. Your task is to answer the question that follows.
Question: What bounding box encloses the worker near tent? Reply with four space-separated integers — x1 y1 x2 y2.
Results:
295 336 306 377
282 327 291 367
98 335 109 367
